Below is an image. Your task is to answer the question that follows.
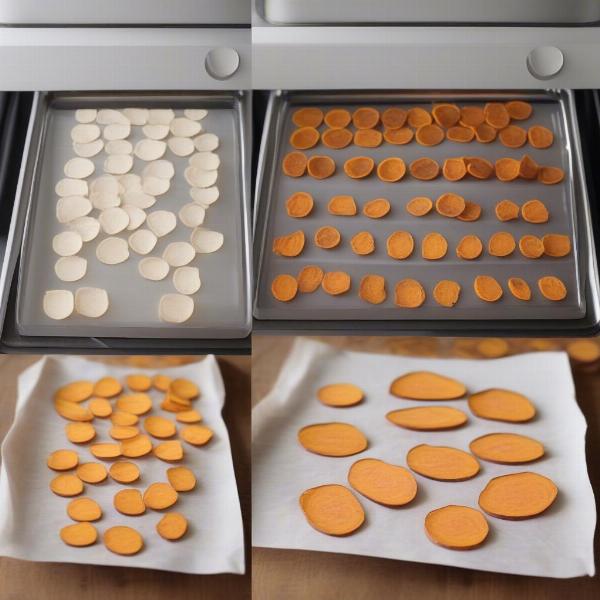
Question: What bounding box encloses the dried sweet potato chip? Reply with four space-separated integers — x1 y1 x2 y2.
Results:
344 156 374 179
359 274 387 305
508 277 532 301
474 123 497 143
495 199 520 222
433 280 461 307
542 234 571 258
488 231 516 257
386 231 414 260
363 198 391 219
442 158 467 181
322 271 351 295
394 279 426 308
381 107 408 129
292 107 323 128
328 195 357 216
468 388 535 422
446 126 474 143
66 422 96 444
519 154 539 180
538 275 567 301
495 157 520 182
48 449 79 471
505 100 533 121
348 458 417 507
290 127 320 150
415 124 444 146
407 107 432 128
51 473 84 497
479 472 557 519
104 526 143 555
384 127 414 145
180 425 213 447
89 397 112 418
55 381 94 403
436 193 465 217
499 125 527 148
528 125 554 149
484 102 510 129
117 393 152 415
425 505 489 550
61 522 98 547
297 265 324 293
273 230 306 257
114 488 146 516
390 371 466 400
422 232 448 260
157 512 188 541
307 155 336 179
350 231 375 255
521 199 548 224
271 274 298 302
387 406 467 431
314 226 341 249
407 444 480 481
286 192 314 218
324 108 351 129
470 433 544 464
322 128 353 149
120 434 153 458
456 235 483 260
143 482 178 510
67 497 102 522
519 235 544 258
460 106 485 128
282 151 307 177
352 107 380 129
406 196 433 217
298 422 367 457
409 157 440 180
318 384 364 407
457 201 482 222
167 466 196 492
76 462 108 484
93 377 122 398
432 103 460 128
538 166 564 185
377 157 406 182
466 157 494 179
354 129 383 148
474 275 503 302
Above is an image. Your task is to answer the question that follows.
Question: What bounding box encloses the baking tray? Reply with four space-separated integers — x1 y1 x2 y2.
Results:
254 90 593 325
261 0 600 25
15 92 251 339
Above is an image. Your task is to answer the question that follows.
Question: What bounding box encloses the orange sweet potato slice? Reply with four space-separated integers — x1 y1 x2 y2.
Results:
111 411 138 426
528 125 554 149
456 235 483 260
495 157 520 182
156 512 188 541
460 106 485 128
495 199 520 222
519 154 539 180
466 157 494 179
350 231 375 255
290 127 320 150
66 422 96 444
538 275 567 301
297 265 324 293
443 158 467 181
292 107 323 128
170 378 199 399
519 235 544 259
416 124 445 146
446 126 474 143
143 482 178 510
321 128 353 149
50 474 84 497
394 279 426 308
352 107 380 129
484 102 510 129
505 100 533 121
175 409 202 424
286 191 314 218
144 416 176 439
479 472 557 519
409 157 440 181
474 123 497 143
348 458 417 507
432 103 460 128
61 522 98 547
93 377 122 398
300 484 365 536
152 375 172 392
384 127 414 145
67 497 102 522
114 488 146 516
382 107 408 130
322 271 351 295
422 232 448 260
470 433 544 464
324 108 351 129
318 383 364 407
271 274 298 302
468 388 535 422
387 406 467 431
521 199 549 224
377 157 406 182
55 381 94 403
47 449 79 471
488 231 516 257
344 156 374 179
474 275 503 302
508 277 532 301
354 129 383 148
363 198 391 219
436 193 465 217
566 340 600 363
272 230 305 257
386 231 414 260
298 422 368 457
89 397 112 418
154 440 184 460
407 107 432 128
538 166 564 185
499 125 527 148
120 434 153 458
167 466 196 492
314 226 341 249
425 505 489 550
328 195 357 216
109 461 140 484
109 425 139 440
103 526 143 555
390 371 466 400
307 155 336 179
457 201 482 222
406 196 433 217
282 151 307 177
542 234 571 257
359 274 387 305
407 444 480 481
433 280 461 307
90 443 121 460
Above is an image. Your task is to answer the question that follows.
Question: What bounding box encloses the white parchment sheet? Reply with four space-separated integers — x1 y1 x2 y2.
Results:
0 355 244 574
252 338 596 578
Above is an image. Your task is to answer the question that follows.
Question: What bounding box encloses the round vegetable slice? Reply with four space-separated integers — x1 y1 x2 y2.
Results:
297 266 324 293
314 226 341 249
499 125 527 148
126 375 152 392
415 124 444 146
109 461 140 484
406 196 433 217
298 422 367 457
456 235 483 260
474 275 503 302
121 434 153 458
328 195 357 216
521 199 549 224
435 193 465 218
425 505 489 550
538 166 564 185
468 388 536 422
61 522 98 547
407 444 480 481
143 482 178 510
359 274 387 305
433 280 461 307
104 526 143 555
293 107 323 128
154 440 184 462
66 422 96 444
354 129 382 148
144 416 176 439
442 158 467 181
394 279 425 308
94 377 122 398
89 397 112 418
505 100 533 120
387 406 467 431
350 231 375 255
282 151 307 177
352 107 379 129
538 276 567 301
90 443 121 460
381 107 407 129
508 277 532 301
110 425 139 440
114 488 146 516
470 433 544 464
271 274 298 302
362 197 391 219
528 125 554 149
290 127 320 150
167 467 196 492
495 199 520 222
157 513 188 541
321 128 353 149
387 231 414 260
422 232 447 260
318 383 364 407
519 235 544 259
344 156 374 179
457 201 481 222
76 462 108 484
407 107 432 128
286 192 314 218
307 155 336 179
180 425 213 447
322 271 351 295
488 232 516 257
384 127 414 145
117 393 152 415
542 234 571 258
47 449 78 471
390 371 466 400
409 157 440 180
324 108 351 129
50 474 84 497
67 497 102 522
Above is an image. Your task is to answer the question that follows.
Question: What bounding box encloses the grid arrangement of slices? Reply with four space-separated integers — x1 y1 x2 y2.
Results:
43 108 225 324
270 101 573 308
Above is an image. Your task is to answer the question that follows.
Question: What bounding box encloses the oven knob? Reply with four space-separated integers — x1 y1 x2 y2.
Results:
526 46 564 80
205 47 240 80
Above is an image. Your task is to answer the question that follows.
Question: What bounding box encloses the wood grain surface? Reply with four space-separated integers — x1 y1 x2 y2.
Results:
0 354 250 600
252 336 600 600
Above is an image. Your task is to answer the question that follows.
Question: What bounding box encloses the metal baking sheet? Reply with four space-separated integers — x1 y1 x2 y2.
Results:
254 91 589 322
17 92 251 339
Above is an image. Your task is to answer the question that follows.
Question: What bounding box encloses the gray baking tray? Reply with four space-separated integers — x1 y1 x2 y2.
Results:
254 91 592 323
16 92 251 339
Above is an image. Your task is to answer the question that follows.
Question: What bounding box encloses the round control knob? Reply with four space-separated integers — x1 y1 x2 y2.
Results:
205 47 240 81
526 46 564 80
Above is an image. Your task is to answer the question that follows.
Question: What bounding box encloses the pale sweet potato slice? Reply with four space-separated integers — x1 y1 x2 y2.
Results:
386 231 414 260
528 125 554 149
432 104 460 128
446 126 474 143
387 406 467 431
436 193 465 218
410 157 440 181
290 127 320 150
460 106 485 127
390 371 466 400
407 107 432 128
300 484 365 536
381 107 408 130
307 155 336 180
328 195 357 216
519 235 544 259
272 230 305 257
538 166 564 185
468 388 536 422
352 107 380 129
422 232 448 260
350 231 375 255
433 280 461 307
297 265 324 293
505 100 533 121
292 107 323 128
466 157 494 180
322 271 351 295
456 235 483 260
282 151 308 177
488 231 516 257
322 128 353 149
425 505 489 550
542 234 571 257
406 196 433 217
324 108 351 129
495 199 520 222
377 157 406 182
363 198 391 219
384 127 414 145
354 129 383 148
479 472 557 519
499 125 527 148
359 274 387 305
314 226 341 249
470 433 544 464
508 277 532 301
298 422 368 457
474 123 497 143
318 384 364 407
286 191 314 218
348 459 417 507
484 102 510 129
457 201 482 222
344 156 375 179
538 275 567 301
474 275 503 302
495 157 520 182
521 199 548 224
415 124 444 146
394 279 426 308
407 444 480 481
271 274 298 302
443 158 467 181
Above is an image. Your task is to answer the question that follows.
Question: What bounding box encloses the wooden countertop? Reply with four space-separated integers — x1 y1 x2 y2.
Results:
0 355 250 600
252 336 600 600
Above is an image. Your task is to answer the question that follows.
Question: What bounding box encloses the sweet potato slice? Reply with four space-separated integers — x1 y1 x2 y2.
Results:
542 234 571 257
495 199 520 222
479 472 557 519
390 371 466 400
528 125 554 149
66 422 96 444
407 107 432 128
322 271 351 295
384 127 414 145
443 158 467 182
328 195 357 216
422 232 448 260
470 433 544 464
495 157 520 182
272 230 305 257
473 275 503 302
425 505 489 550
386 231 414 260
499 125 527 148
484 102 510 129
457 201 482 222
432 103 460 128
354 129 383 148
363 198 391 219
519 154 539 180
350 231 375 255
433 280 461 307
407 444 480 481
406 196 433 217
466 157 494 180
297 265 324 293
521 199 548 224
290 127 320 150
474 123 497 143
359 274 387 305
505 100 533 121
322 128 353 149
352 107 380 129
435 193 465 217
314 226 341 249
508 277 532 301
488 232 516 257
298 422 367 457
271 274 298 302
538 275 567 301
300 484 365 536
156 513 188 541
94 377 122 398
103 526 143 555
292 107 323 128
415 124 444 146
519 235 544 258
377 157 406 182
456 235 483 260
282 151 307 177
538 166 564 185
387 406 467 431
344 156 375 179
324 108 351 129
409 157 440 180
318 383 364 407
348 458 417 507
460 106 485 128
468 388 536 422
382 107 408 130
394 279 426 308
61 522 98 547
446 126 474 143
286 191 314 218
566 340 600 363
307 155 336 179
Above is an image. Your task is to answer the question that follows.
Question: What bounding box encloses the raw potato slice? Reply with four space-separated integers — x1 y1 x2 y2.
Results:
466 157 494 180
436 193 465 217
96 237 129 265
538 166 565 185
425 505 489 550
146 210 176 238
387 406 467 431
484 102 510 129
298 422 367 457
479 472 558 519
89 397 112 417
407 107 432 128
271 274 298 302
322 128 353 149
415 124 444 146
120 434 153 458
184 109 208 121
154 440 184 461
97 109 130 125
328 195 357 216
446 126 474 143
71 124 101 144
457 201 482 222
538 276 567 301
318 383 364 407
90 190 120 211
409 157 440 181
348 458 417 507
99 207 129 234
300 484 364 536
282 151 307 177
56 178 88 197
433 280 461 307
76 109 97 124
422 232 447 260
43 290 74 320
508 277 532 301
499 125 527 148
157 513 188 541
297 266 323 293
290 127 320 150
173 267 201 295
168 137 195 157
69 216 100 242
407 444 480 481
350 231 375 255
363 198 390 219
143 482 178 510
139 257 169 281
60 522 98 547
179 203 206 228
103 526 144 556
359 274 386 305
390 371 466 401
189 151 220 170
293 107 324 128
325 108 352 129
384 127 414 145
144 416 176 439
468 388 536 422
377 157 406 182
322 271 351 295
50 473 84 497
456 235 483 260
184 166 218 189
180 425 213 446
443 158 467 182
143 176 170 196
354 129 383 148
162 242 195 267
75 287 109 318
47 449 79 471
170 117 202 138
135 139 166 161
53 231 83 257
74 139 104 158
67 497 102 522
307 156 336 180
64 157 95 179
76 462 108 484
519 235 544 258
129 229 157 255
543 233 571 257
521 199 549 224
66 422 96 443
54 256 87 283
470 433 544 464
344 156 374 179
109 461 140 484
495 199 520 222
144 160 175 180
104 123 131 141
488 232 516 257
90 443 121 459
314 226 341 250
167 466 196 492
474 275 503 302
114 488 146 516
54 398 93 422
528 125 554 149
176 410 202 424
106 139 133 155
406 196 433 217
57 196 93 224
352 107 380 129
394 279 425 308
190 228 224 254
148 109 175 125
387 231 414 260
193 133 220 152
159 294 194 323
